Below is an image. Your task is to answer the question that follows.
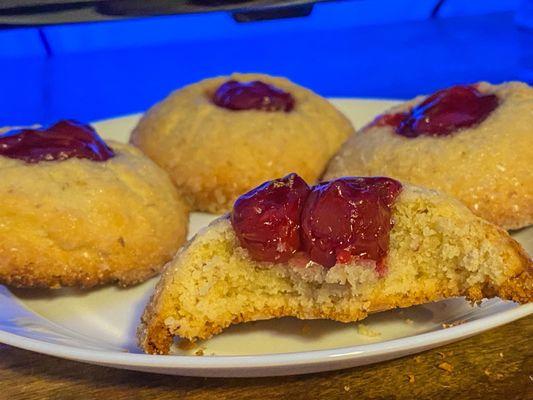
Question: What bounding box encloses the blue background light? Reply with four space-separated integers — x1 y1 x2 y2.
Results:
0 0 531 125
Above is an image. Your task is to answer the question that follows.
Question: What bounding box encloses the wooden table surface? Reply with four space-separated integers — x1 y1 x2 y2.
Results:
1 315 531 400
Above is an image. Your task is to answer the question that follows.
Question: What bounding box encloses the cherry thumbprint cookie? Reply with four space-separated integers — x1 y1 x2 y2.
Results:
130 73 355 213
0 120 189 288
139 173 531 354
325 82 533 230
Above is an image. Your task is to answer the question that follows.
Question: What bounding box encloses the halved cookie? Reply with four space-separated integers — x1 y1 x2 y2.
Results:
138 175 531 355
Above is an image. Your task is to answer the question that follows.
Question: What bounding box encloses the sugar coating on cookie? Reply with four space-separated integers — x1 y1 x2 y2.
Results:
130 73 355 213
0 140 189 288
324 82 533 229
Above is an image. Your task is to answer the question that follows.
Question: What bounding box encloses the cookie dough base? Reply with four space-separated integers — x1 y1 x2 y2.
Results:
1 262 160 289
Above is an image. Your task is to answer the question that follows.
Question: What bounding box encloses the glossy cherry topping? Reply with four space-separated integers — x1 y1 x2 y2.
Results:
231 174 402 272
372 112 407 128
213 80 295 112
231 173 310 262
301 177 402 269
0 120 115 163
374 85 498 138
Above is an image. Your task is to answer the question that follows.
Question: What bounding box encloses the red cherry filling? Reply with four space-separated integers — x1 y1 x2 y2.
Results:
0 120 114 163
373 85 498 137
301 177 402 269
231 173 310 262
372 112 407 128
231 174 402 272
212 80 295 112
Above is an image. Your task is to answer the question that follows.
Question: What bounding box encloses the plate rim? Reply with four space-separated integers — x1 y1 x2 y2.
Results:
1 301 531 370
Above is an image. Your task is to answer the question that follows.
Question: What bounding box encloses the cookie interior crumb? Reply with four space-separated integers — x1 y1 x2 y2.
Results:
138 184 531 354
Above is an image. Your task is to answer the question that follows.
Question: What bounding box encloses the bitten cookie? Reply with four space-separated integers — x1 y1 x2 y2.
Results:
130 73 355 213
138 174 531 354
324 82 533 230
0 120 189 288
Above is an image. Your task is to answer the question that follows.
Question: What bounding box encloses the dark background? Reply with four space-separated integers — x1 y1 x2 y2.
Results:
1 0 532 125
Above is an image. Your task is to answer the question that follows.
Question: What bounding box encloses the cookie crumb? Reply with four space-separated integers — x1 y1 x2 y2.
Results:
195 348 205 356
301 323 311 335
438 362 453 373
442 319 466 329
499 352 504 358
484 369 504 380
357 323 381 337
344 385 350 392
407 374 415 383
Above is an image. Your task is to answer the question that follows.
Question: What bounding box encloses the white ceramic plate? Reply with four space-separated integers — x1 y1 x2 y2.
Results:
0 99 531 378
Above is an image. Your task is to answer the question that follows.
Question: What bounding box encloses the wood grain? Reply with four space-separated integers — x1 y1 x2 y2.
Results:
0 315 531 400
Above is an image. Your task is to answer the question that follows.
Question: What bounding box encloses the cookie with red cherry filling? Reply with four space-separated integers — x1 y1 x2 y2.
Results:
138 174 531 355
130 73 354 214
324 82 533 230
0 120 189 288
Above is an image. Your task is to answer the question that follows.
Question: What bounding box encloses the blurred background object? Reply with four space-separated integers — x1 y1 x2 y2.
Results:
0 0 531 125
0 1 323 24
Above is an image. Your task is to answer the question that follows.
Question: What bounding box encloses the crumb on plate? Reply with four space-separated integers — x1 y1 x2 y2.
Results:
357 323 381 337
438 362 453 373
